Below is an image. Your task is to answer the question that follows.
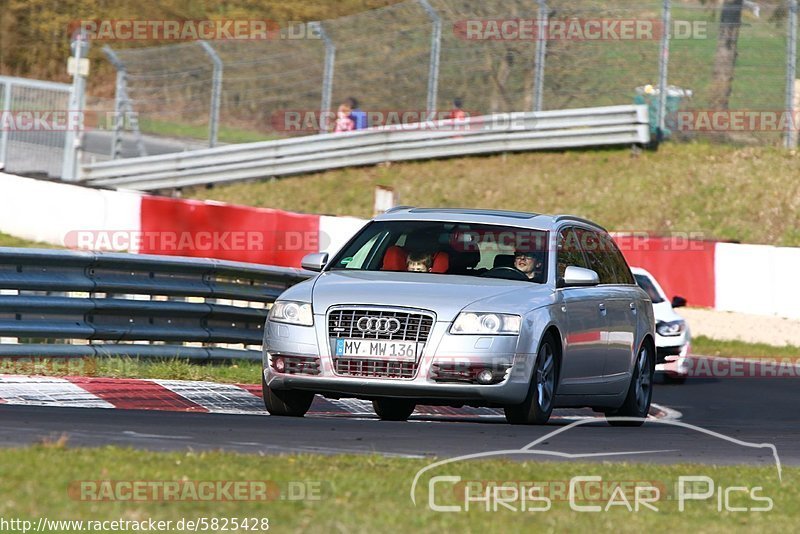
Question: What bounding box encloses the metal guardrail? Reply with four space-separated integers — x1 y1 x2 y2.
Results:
81 105 650 191
0 248 312 361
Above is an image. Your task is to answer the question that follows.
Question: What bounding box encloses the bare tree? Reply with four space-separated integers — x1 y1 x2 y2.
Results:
709 0 745 110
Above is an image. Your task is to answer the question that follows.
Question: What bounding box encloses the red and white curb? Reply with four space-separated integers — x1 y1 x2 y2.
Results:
0 374 679 421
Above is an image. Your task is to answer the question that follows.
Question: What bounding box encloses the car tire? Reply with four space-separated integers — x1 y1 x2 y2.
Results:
372 399 416 421
262 374 314 417
504 333 559 425
606 341 654 427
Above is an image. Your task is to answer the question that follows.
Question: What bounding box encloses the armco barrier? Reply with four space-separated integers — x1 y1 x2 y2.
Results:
81 105 651 191
0 248 312 361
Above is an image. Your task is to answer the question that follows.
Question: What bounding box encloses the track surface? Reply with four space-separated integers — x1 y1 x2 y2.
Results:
0 371 797 467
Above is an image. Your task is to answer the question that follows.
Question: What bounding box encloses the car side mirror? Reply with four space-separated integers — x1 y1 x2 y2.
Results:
561 266 600 287
301 252 329 272
671 295 687 308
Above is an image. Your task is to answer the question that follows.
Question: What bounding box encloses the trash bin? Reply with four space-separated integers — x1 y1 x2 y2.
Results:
634 85 692 140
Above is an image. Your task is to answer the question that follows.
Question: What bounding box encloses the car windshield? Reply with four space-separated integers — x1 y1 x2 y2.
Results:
328 220 549 283
634 273 665 303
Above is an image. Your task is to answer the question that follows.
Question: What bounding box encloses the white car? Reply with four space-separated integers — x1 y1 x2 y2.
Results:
631 267 690 383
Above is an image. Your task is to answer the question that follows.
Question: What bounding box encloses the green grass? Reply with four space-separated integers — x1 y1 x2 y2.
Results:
693 336 800 360
189 142 800 247
9 335 798 386
137 118 279 144
0 231 61 248
1 356 263 385
0 447 794 532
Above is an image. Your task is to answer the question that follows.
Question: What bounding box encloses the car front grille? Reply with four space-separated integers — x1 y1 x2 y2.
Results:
334 358 418 379
328 308 434 342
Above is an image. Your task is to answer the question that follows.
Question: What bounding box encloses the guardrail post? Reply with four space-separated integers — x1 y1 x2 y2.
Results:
533 0 548 112
785 0 798 148
0 81 11 168
420 0 442 118
657 0 671 138
199 41 223 148
316 22 336 133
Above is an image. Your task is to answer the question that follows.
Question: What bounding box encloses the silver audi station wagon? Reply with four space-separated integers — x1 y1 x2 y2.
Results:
262 208 655 426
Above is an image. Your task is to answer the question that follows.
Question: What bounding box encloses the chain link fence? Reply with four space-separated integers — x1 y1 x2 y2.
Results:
99 0 799 148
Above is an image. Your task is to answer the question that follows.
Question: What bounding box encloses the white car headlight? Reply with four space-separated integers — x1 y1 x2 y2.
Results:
451 312 521 335
269 301 313 326
656 319 686 337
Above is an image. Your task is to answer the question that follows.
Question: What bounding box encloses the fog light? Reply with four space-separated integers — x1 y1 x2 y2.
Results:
476 369 494 384
273 356 286 373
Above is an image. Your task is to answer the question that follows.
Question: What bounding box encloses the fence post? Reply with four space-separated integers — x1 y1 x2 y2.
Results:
419 0 442 118
316 22 336 133
61 31 89 182
785 0 798 148
105 47 129 159
199 41 223 148
533 0 549 111
657 0 671 138
0 81 11 168
104 46 147 159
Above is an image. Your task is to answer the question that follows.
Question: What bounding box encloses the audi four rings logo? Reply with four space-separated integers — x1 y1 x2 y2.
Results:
357 317 402 334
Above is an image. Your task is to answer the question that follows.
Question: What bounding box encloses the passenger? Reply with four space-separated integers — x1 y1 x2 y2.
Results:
514 250 544 281
406 251 433 273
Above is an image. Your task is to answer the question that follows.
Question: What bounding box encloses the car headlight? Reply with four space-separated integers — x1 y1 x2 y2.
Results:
450 312 521 335
656 319 686 337
268 301 313 326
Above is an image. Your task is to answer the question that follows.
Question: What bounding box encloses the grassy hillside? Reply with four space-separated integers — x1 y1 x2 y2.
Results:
0 0 401 94
189 142 800 247
0 232 59 249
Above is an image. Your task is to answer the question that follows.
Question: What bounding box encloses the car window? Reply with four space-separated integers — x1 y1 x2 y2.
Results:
579 229 616 285
557 227 589 280
328 220 548 283
634 274 665 303
603 234 635 284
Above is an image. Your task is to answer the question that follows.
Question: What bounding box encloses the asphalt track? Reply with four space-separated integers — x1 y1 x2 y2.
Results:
0 370 797 467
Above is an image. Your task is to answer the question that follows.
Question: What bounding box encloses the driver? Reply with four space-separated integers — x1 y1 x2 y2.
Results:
514 250 544 281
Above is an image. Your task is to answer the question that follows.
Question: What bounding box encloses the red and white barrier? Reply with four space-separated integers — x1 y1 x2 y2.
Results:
0 171 797 319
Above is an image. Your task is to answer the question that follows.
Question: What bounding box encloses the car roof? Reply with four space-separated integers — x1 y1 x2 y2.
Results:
375 207 606 231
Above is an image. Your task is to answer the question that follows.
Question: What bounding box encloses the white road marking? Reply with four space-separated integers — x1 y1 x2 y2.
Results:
0 375 114 408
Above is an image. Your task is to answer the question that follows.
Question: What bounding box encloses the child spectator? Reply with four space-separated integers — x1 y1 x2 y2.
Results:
406 251 433 273
334 103 354 133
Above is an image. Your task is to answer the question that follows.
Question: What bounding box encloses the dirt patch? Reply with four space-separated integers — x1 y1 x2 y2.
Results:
681 308 800 347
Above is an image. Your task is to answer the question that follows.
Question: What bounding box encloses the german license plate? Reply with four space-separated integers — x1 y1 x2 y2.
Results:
335 339 422 360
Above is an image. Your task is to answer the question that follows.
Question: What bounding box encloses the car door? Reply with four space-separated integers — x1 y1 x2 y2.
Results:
583 230 637 392
555 227 609 395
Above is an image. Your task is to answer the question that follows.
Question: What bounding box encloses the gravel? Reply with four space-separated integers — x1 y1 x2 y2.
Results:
681 308 800 347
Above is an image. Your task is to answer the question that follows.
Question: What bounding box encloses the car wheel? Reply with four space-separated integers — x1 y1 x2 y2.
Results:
504 333 558 425
262 374 314 417
372 399 416 421
606 341 654 427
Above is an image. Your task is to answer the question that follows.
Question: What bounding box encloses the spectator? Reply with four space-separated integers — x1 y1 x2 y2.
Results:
449 97 467 120
346 97 368 130
334 103 354 133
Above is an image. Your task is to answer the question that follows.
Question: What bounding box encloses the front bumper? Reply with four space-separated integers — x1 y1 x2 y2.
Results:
263 318 533 406
655 341 690 376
